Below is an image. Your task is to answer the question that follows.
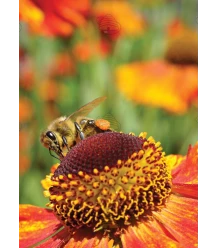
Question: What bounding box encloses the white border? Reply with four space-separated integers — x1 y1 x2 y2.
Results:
198 0 217 247
0 1 19 246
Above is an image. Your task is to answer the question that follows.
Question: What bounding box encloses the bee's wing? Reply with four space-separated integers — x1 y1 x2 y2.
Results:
98 113 121 131
66 96 107 121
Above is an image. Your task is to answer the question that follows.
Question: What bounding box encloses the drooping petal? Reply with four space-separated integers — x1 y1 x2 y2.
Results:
172 143 198 184
19 205 62 248
153 194 198 248
121 219 181 248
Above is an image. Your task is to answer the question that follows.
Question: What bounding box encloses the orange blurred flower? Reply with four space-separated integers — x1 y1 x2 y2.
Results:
48 53 76 77
19 97 34 123
19 132 198 247
93 0 146 37
73 40 110 62
19 155 31 175
115 60 198 114
38 80 60 102
19 0 90 37
165 19 198 65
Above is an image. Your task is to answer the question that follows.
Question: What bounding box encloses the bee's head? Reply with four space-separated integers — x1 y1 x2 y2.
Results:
40 131 63 154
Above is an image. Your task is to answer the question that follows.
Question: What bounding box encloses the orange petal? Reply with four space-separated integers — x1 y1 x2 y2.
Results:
19 205 62 248
36 227 71 248
153 194 198 247
172 143 198 184
64 233 112 248
43 13 73 37
121 219 181 248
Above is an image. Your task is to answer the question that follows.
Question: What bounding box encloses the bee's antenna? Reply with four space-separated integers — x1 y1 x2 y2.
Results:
49 148 60 161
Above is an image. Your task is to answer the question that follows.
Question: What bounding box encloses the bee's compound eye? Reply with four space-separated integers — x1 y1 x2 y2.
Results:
46 131 56 141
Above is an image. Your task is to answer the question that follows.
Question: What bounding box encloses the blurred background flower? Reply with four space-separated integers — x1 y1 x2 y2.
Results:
20 0 90 36
115 60 197 114
19 0 198 207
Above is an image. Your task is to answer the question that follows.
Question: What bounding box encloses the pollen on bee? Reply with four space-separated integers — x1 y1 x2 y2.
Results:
95 119 110 130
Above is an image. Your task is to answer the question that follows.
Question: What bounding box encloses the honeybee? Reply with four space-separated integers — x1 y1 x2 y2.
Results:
40 96 113 159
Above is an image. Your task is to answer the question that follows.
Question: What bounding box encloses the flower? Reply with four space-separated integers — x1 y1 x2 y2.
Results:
115 60 198 114
93 0 146 37
19 0 90 37
19 132 198 247
165 19 198 65
19 0 44 33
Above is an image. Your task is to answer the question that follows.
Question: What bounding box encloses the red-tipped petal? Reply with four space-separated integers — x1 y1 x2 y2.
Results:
19 205 62 248
153 194 198 247
172 143 198 184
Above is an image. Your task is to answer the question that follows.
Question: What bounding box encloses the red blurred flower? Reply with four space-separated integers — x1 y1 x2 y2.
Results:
19 133 198 247
20 0 90 37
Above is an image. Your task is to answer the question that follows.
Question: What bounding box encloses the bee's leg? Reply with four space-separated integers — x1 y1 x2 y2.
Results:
74 122 85 140
62 136 70 151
